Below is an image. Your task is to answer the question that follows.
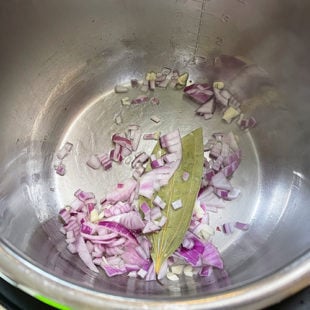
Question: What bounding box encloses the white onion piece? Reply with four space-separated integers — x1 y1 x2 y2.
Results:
56 142 73 160
114 85 129 93
172 199 183 210
121 97 131 106
153 195 166 209
86 155 101 170
150 115 161 123
131 128 142 151
167 272 179 281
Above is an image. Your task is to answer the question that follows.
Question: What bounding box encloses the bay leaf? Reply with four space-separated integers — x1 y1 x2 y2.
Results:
139 127 204 275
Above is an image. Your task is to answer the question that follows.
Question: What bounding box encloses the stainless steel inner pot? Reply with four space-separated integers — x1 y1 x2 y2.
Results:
0 1 309 309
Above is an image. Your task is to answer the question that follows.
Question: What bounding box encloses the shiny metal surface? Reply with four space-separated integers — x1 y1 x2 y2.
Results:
0 0 309 309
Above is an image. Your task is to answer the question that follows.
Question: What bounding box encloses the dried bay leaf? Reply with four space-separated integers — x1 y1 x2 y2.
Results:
140 128 204 275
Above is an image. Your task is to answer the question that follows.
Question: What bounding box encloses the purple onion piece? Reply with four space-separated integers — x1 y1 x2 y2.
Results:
98 221 138 242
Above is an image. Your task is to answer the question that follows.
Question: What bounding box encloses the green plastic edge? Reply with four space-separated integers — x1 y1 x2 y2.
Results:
35 294 71 310
0 273 71 310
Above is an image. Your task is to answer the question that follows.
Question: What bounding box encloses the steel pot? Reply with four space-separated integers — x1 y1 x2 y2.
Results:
0 0 309 309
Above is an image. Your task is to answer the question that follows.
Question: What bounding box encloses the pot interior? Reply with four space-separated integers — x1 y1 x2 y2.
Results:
0 0 309 306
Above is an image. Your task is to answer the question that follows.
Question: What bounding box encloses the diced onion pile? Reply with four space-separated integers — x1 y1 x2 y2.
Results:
57 68 253 282
184 82 257 128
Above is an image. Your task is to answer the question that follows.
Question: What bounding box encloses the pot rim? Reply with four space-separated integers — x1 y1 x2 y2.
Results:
0 241 309 309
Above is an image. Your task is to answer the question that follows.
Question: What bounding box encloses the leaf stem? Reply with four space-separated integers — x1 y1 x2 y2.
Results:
156 274 164 286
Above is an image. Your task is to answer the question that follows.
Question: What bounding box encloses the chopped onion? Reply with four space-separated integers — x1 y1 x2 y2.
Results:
56 142 73 160
210 142 222 159
98 221 137 242
150 206 162 221
97 153 113 170
121 97 131 106
212 155 224 171
149 80 156 91
142 221 160 234
157 78 170 88
182 171 190 181
131 95 149 104
167 272 179 281
86 155 101 170
100 263 127 277
204 138 216 151
222 160 240 178
184 265 193 277
110 144 123 163
59 208 70 223
157 215 167 227
227 188 241 200
54 162 66 176
234 221 249 231
56 149 68 161
114 85 129 93
172 199 183 210
184 83 213 104
104 201 132 217
150 115 161 123
213 81 225 90
163 153 177 164
106 178 137 204
239 116 257 130
160 130 181 148
161 67 171 75
222 223 234 234
67 243 77 254
151 157 165 169
140 84 149 93
196 98 215 115
222 106 240 123
215 188 229 199
213 88 229 106
132 166 145 180
76 236 99 272
199 265 212 277
153 195 166 210
131 79 139 88
74 189 95 202
143 131 161 140
57 70 250 282
114 114 122 125
131 152 149 168
112 134 132 150
108 211 145 230
229 96 240 109
150 97 160 105
211 172 232 191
